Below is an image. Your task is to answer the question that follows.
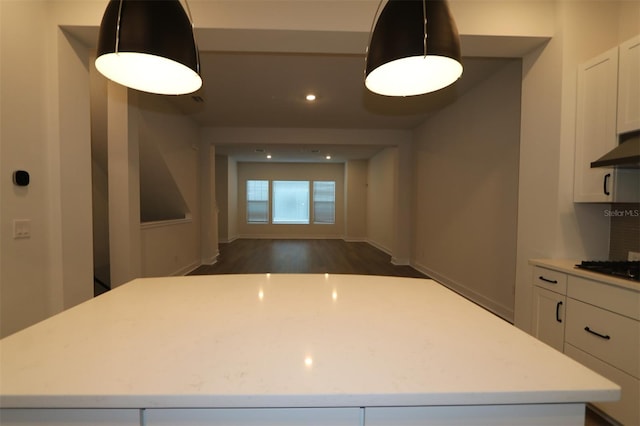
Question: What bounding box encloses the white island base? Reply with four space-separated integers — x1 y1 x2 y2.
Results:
0 275 619 426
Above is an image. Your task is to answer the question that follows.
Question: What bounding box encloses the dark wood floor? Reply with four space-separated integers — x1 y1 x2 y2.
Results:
190 239 428 278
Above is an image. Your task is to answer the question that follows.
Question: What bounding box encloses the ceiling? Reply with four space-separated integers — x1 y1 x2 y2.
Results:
168 51 515 162
69 21 522 163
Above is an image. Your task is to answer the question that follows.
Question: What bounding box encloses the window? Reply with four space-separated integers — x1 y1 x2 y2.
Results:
245 180 336 225
313 181 336 224
272 181 309 224
246 180 269 223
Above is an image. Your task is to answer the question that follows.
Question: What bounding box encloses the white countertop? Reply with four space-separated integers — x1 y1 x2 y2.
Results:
529 259 639 292
0 274 619 409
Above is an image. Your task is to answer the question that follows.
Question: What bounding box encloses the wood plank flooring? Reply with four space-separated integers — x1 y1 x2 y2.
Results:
190 239 427 278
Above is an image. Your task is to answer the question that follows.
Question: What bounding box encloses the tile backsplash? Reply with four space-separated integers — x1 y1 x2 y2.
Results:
609 203 640 260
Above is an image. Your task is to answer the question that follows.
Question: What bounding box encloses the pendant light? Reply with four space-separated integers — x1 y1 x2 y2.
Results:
365 0 463 97
95 0 202 95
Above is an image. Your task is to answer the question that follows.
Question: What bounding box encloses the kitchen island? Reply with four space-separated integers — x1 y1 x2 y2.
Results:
0 274 619 425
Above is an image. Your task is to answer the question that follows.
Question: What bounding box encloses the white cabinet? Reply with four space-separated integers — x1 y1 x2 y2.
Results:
529 261 640 426
364 404 585 426
532 286 566 352
565 276 640 426
617 35 640 134
531 267 567 352
0 409 140 426
144 407 361 426
573 40 640 203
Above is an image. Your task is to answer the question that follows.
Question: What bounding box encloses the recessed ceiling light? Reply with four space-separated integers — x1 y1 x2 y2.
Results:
306 94 316 101
266 154 272 159
325 155 331 160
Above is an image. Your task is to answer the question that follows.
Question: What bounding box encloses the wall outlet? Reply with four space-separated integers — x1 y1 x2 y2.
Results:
13 219 31 239
628 251 640 261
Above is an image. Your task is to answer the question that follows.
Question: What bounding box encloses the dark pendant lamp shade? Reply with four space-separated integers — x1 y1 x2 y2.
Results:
365 0 463 96
95 0 202 95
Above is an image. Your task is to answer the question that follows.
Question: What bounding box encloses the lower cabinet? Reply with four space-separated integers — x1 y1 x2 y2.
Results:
144 407 361 426
0 409 140 426
532 285 566 352
364 404 585 426
565 344 640 426
530 262 640 425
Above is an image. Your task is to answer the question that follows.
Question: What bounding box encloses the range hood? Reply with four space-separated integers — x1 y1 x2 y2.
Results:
591 133 640 168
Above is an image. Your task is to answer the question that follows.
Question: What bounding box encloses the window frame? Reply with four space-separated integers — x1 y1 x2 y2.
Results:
246 179 270 224
312 181 336 224
244 179 336 225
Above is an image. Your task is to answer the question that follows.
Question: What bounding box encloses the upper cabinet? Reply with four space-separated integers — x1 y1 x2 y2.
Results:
573 36 640 203
617 35 640 134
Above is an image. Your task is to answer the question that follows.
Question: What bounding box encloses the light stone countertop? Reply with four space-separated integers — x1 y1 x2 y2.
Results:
0 274 619 409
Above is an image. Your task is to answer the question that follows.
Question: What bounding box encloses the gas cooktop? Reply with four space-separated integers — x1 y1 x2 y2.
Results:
576 260 640 282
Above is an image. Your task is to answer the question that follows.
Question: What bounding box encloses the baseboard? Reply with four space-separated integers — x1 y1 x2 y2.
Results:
342 237 368 243
236 234 344 240
366 239 392 256
391 257 410 266
219 235 238 244
412 261 514 323
200 251 219 266
174 260 202 277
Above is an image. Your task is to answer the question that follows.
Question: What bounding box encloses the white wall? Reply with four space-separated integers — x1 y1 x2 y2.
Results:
344 160 368 241
137 95 202 277
0 1 52 337
367 148 397 254
215 155 230 243
228 158 239 241
412 60 522 321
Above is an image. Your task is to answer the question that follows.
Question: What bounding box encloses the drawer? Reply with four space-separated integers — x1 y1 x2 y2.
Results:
568 275 640 320
565 298 639 378
365 405 584 426
565 344 639 426
533 266 567 294
144 407 361 425
0 409 140 425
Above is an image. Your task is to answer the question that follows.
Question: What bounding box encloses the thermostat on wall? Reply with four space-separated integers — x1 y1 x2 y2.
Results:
13 170 30 187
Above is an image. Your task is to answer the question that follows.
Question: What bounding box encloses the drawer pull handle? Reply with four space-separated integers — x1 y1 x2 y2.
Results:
538 276 558 284
555 301 563 323
584 326 610 340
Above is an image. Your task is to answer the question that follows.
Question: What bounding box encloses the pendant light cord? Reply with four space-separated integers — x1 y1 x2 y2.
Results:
422 0 428 57
114 0 124 54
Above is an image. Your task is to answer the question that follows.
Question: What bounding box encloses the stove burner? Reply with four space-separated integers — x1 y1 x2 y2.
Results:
576 261 640 282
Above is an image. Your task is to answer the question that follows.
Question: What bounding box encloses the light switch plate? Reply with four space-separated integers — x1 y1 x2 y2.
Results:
13 219 31 239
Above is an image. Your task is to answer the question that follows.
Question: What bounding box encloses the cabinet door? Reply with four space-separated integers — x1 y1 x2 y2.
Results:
0 409 140 426
565 344 640 426
617 35 640 134
574 47 618 202
531 286 566 352
144 407 361 426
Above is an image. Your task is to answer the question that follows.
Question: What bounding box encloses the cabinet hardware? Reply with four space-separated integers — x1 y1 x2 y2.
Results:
538 276 558 284
603 173 611 196
555 301 563 323
584 326 611 340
